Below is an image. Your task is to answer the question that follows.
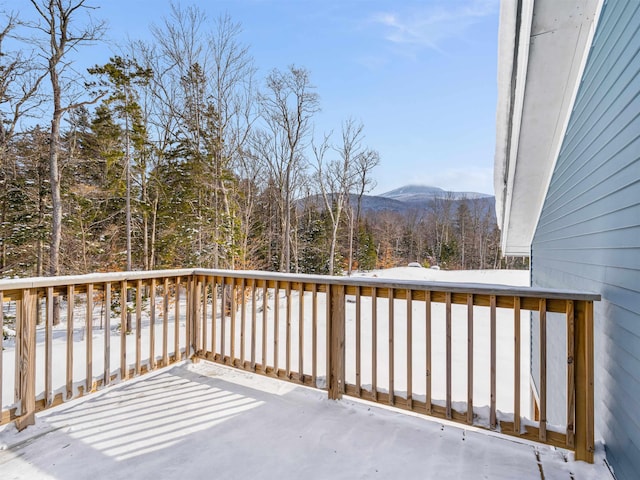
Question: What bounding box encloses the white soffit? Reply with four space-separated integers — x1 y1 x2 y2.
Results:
494 0 602 256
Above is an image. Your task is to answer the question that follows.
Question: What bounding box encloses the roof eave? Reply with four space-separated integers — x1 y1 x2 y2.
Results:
494 0 604 257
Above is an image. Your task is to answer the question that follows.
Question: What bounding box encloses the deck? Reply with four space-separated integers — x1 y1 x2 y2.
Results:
0 361 612 479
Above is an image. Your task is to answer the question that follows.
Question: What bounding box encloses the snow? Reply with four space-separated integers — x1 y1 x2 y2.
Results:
0 362 612 479
353 267 530 286
0 268 613 479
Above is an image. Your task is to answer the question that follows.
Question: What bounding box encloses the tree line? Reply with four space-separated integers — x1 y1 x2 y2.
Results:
0 1 521 279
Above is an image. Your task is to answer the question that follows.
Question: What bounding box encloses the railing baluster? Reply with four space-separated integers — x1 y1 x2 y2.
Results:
186 277 192 359
67 285 75 398
162 278 169 366
46 287 53 405
274 281 279 374
425 290 432 415
211 276 217 358
539 298 547 442
221 277 226 362
446 291 452 419
388 287 394 406
174 277 181 362
372 287 377 401
406 289 412 410
298 282 304 382
566 300 575 448
286 282 292 378
241 278 247 367
230 279 237 364
104 283 111 386
514 296 521 434
120 281 127 380
326 284 330 389
149 278 156 370
13 297 19 407
86 283 93 392
355 285 361 397
15 288 37 431
467 293 473 425
193 276 201 356
201 277 207 356
312 283 317 386
198 276 203 353
328 284 345 400
251 281 257 371
135 279 142 375
262 282 268 373
490 295 497 429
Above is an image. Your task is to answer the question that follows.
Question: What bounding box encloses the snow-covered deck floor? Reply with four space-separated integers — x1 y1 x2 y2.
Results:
0 361 612 480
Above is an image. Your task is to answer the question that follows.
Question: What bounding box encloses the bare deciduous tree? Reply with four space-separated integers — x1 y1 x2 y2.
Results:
0 11 47 272
258 65 319 272
349 147 379 274
29 0 106 277
314 119 379 275
148 5 256 269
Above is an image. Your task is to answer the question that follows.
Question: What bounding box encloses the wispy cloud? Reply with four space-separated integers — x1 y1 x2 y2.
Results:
369 0 499 53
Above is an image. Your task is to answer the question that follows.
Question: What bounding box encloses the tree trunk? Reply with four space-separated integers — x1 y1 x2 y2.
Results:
49 62 63 326
49 111 62 276
150 196 158 270
347 209 354 276
125 112 132 272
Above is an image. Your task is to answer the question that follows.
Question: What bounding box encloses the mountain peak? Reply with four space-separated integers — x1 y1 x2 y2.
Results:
381 184 491 202
381 185 445 197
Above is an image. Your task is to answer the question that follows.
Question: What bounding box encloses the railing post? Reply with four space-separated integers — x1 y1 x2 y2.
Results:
328 284 345 400
15 288 37 431
574 300 594 463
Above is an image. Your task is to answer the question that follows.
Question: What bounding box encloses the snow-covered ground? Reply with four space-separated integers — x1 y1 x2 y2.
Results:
0 362 612 479
0 268 613 478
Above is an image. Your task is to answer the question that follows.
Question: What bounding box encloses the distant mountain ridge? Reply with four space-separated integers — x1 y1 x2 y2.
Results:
354 184 495 218
303 185 496 219
381 184 492 202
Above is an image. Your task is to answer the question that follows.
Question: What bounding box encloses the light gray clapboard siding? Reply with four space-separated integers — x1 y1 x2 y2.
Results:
530 2 640 479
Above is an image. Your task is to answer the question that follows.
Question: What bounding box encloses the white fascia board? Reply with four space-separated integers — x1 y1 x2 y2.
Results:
530 0 607 236
493 1 518 230
494 0 603 257
494 0 535 255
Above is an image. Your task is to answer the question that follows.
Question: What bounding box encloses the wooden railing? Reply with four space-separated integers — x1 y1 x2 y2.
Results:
0 269 598 462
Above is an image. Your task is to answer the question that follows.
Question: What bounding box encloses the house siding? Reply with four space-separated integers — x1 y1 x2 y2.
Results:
531 1 640 479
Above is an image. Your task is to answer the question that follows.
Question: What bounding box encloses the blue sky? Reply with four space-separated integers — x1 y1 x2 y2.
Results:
15 0 501 195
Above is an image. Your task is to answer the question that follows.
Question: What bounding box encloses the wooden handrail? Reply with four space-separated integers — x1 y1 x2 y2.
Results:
0 268 600 302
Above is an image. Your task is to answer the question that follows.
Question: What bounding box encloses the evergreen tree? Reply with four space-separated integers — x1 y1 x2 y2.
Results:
89 56 152 270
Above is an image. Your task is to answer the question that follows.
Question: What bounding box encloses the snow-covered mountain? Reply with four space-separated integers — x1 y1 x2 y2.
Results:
353 184 495 217
303 185 496 219
381 184 492 202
